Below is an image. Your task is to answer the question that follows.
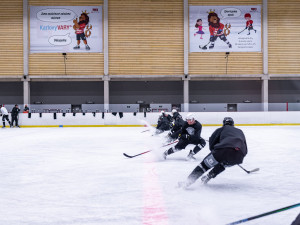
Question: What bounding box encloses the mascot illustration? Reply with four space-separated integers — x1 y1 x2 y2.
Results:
73 11 92 50
207 11 232 49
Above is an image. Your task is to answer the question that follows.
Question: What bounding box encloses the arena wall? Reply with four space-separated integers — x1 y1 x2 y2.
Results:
13 111 300 127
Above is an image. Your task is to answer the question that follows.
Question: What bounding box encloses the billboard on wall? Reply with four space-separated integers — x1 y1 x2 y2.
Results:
189 5 261 52
30 6 103 53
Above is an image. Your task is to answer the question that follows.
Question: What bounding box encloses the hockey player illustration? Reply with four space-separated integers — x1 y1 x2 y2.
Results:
207 11 232 49
194 19 205 39
73 11 91 50
244 13 257 35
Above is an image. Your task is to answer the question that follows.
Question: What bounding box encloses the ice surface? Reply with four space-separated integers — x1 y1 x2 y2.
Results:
0 126 299 225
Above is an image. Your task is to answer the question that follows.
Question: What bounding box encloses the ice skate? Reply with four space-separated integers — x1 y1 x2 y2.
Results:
186 150 196 161
201 175 211 184
73 45 80 49
177 181 189 189
177 179 193 189
163 150 168 160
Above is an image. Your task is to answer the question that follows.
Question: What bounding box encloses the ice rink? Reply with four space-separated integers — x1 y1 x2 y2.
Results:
0 125 300 225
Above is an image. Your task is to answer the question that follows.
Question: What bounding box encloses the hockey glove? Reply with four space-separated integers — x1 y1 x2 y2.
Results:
181 134 190 140
199 137 206 148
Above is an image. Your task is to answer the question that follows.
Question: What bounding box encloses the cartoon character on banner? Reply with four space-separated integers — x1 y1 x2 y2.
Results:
194 19 205 39
73 10 92 50
199 10 232 50
238 13 257 35
244 13 257 35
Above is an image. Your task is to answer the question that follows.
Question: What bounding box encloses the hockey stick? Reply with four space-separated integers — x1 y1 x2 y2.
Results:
226 202 300 225
123 150 152 158
123 140 179 158
141 129 150 133
238 28 247 34
238 164 259 174
199 41 211 50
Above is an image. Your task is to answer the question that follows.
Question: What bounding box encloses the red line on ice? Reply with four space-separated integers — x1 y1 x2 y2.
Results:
143 162 169 225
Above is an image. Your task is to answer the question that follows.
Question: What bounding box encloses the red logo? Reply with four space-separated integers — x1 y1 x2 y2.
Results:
92 8 98 12
250 8 257 12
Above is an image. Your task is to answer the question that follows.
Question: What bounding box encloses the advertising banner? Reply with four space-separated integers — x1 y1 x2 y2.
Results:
30 6 102 53
189 5 261 52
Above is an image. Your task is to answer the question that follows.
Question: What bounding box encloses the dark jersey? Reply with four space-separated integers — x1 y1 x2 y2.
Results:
171 112 185 133
157 114 172 131
209 125 248 156
181 120 202 142
11 107 20 117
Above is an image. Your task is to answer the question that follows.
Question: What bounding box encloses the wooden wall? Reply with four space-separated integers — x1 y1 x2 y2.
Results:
268 0 300 74
0 0 23 76
108 0 183 75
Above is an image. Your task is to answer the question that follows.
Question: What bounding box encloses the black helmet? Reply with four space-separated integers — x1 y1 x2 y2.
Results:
223 117 234 126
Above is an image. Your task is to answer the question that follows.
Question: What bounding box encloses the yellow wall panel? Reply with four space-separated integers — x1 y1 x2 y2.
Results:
268 0 300 74
189 0 262 75
108 0 184 75
28 0 104 76
0 0 23 76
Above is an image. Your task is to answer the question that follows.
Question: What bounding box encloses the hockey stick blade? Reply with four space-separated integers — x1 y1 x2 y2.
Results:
238 165 259 174
141 129 150 133
249 168 260 173
123 153 134 158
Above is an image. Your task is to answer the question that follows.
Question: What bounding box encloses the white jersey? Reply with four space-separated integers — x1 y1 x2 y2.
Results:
1 107 9 115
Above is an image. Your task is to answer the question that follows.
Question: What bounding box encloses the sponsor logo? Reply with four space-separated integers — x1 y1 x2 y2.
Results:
92 8 100 13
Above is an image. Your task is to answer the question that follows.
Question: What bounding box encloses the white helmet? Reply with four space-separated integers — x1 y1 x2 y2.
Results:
186 113 195 121
161 110 165 114
172 109 177 114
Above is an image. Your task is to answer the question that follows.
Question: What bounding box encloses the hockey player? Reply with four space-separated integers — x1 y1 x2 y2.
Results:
155 111 172 134
0 105 11 128
167 109 185 142
178 117 248 188
11 104 20 128
244 13 257 35
163 113 206 160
